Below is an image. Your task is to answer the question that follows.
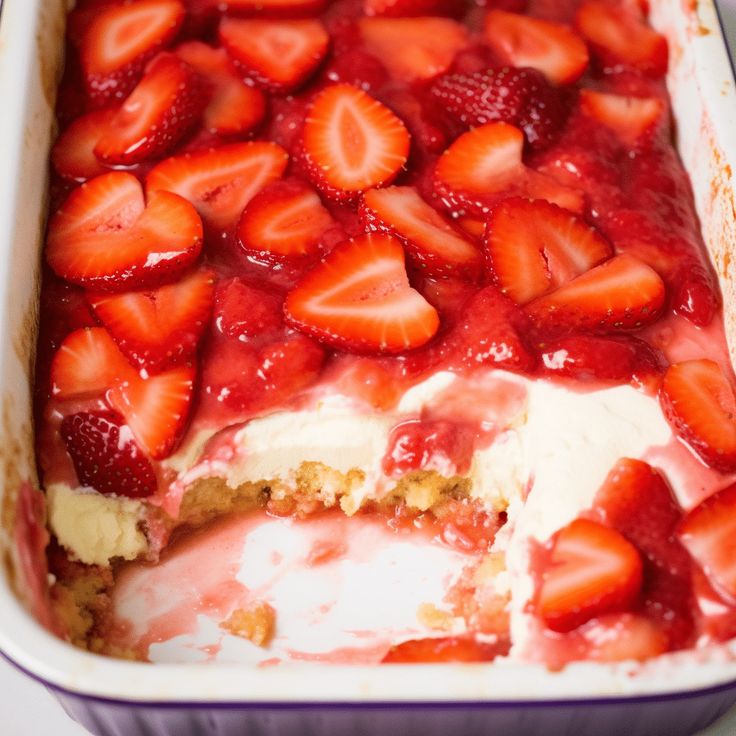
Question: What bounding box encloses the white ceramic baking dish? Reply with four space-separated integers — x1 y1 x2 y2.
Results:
2 1 736 734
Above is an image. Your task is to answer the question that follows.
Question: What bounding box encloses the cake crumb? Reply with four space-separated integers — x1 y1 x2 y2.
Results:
417 603 455 631
221 601 276 647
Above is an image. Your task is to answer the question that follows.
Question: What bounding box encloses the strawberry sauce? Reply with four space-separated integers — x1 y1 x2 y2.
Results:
34 0 736 668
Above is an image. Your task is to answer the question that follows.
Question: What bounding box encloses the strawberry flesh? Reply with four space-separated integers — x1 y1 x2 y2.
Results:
284 233 440 354
51 109 116 182
61 411 157 498
660 360 736 472
382 636 508 663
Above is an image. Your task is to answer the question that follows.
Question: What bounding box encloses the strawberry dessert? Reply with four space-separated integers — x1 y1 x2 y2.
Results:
34 0 736 668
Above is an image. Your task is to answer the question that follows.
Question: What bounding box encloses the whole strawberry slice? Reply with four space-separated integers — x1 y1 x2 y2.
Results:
580 90 665 146
50 327 137 399
483 10 589 85
238 179 334 260
679 483 736 602
430 67 567 150
660 360 736 472
219 18 329 92
284 233 440 353
360 186 482 279
358 17 468 82
527 254 665 334
109 365 195 459
382 636 507 663
576 1 668 77
301 84 410 201
433 122 583 217
51 109 116 182
175 41 266 136
94 53 204 166
146 142 289 233
88 269 215 372
46 172 203 291
60 411 157 498
537 518 644 633
79 0 185 107
483 198 612 304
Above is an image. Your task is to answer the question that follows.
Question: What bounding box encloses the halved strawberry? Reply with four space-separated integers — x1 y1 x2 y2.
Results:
88 269 215 372
219 18 329 92
175 41 266 136
146 142 289 233
238 179 333 260
660 360 736 472
527 254 665 334
94 53 204 165
580 90 665 146
50 327 137 399
60 411 157 498
301 84 410 201
360 186 482 279
51 109 116 182
679 483 736 602
483 198 612 304
382 636 506 663
364 0 458 15
109 365 195 459
46 172 203 291
284 233 440 353
358 17 468 82
80 0 185 106
538 518 644 633
483 10 589 85
576 1 668 77
433 122 584 217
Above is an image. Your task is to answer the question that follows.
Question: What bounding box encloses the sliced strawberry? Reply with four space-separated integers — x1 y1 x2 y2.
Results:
301 84 410 201
50 327 137 399
527 254 665 334
593 458 694 648
214 278 284 340
80 0 185 106
433 122 584 217
539 334 664 387
360 186 482 279
583 613 668 663
538 518 644 633
175 41 266 136
576 1 668 77
60 411 157 498
382 636 507 663
219 18 329 92
284 233 440 354
146 142 288 233
679 483 736 603
403 285 535 376
483 198 612 305
88 269 214 372
46 172 203 291
94 53 203 165
364 0 458 15
483 10 589 85
238 179 333 260
430 67 568 150
51 109 116 182
660 360 736 473
358 17 468 82
580 90 665 146
108 365 195 459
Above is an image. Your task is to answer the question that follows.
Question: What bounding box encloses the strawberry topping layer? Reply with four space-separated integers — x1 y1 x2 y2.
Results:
37 0 736 668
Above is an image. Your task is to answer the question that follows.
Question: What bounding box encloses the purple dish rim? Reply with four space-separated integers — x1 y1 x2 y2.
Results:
4 647 736 710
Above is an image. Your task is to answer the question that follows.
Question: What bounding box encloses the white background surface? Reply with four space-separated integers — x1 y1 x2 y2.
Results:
3 1 736 734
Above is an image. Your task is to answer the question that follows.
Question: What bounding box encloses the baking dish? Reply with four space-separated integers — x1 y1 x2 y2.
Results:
2 1 736 734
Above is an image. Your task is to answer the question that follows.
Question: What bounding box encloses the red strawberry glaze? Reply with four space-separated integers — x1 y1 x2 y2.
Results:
33 0 736 668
